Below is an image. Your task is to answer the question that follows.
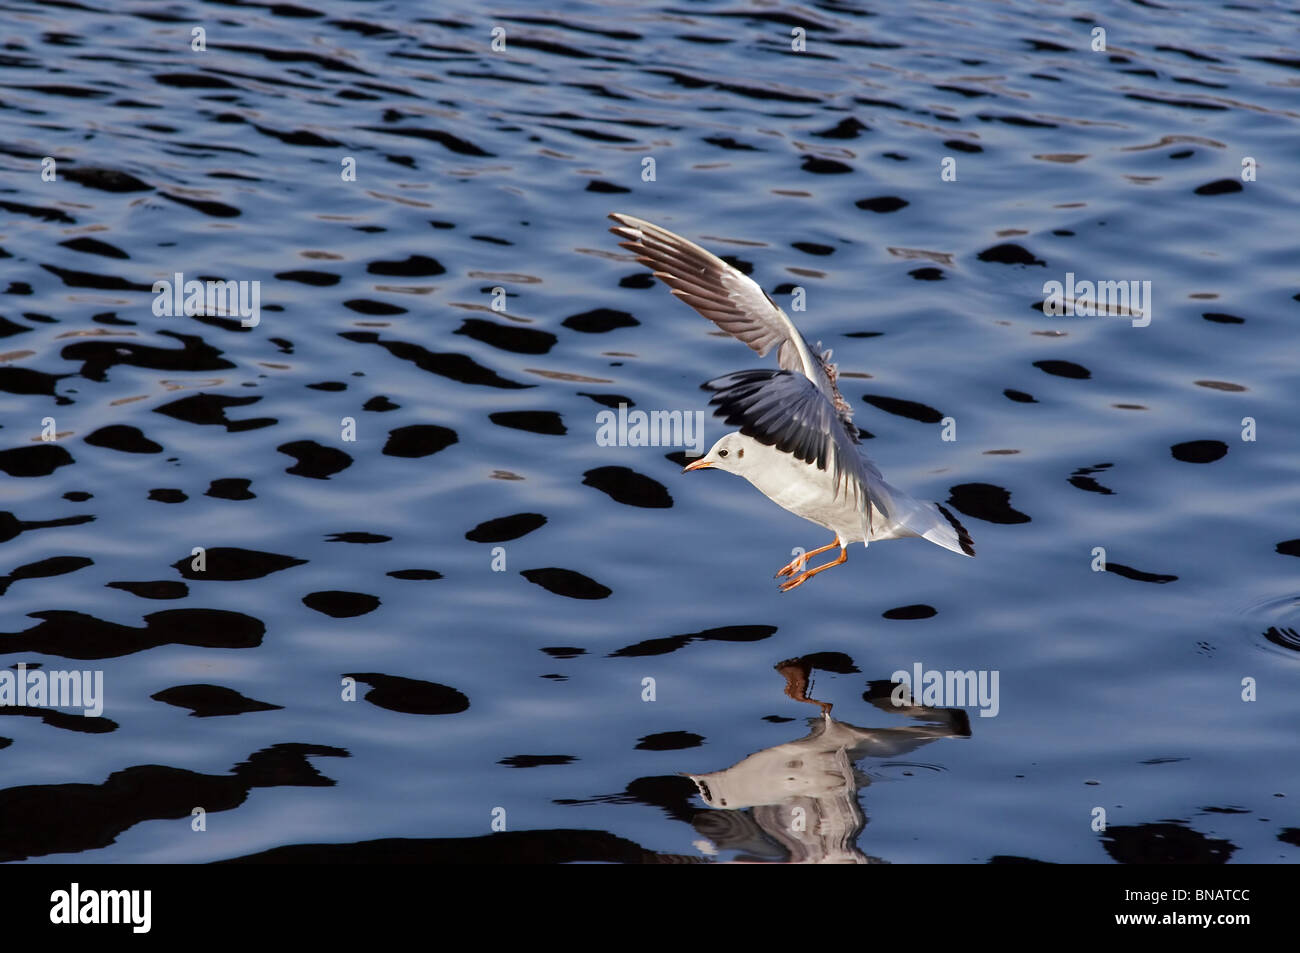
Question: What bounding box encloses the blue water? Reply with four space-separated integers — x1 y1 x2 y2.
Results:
1 0 1297 863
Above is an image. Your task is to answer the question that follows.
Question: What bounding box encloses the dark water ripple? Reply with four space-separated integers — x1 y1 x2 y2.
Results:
0 0 1297 863
151 684 283 718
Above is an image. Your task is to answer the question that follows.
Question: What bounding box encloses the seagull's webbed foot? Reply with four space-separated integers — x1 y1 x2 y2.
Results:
774 536 840 578
778 545 848 593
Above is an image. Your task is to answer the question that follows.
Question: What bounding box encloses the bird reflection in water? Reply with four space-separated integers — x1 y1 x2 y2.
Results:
686 657 970 863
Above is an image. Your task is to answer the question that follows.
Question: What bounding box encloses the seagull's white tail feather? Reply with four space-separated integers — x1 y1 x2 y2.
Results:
870 480 976 556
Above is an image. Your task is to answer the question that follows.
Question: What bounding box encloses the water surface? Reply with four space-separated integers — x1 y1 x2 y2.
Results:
1 0 1298 864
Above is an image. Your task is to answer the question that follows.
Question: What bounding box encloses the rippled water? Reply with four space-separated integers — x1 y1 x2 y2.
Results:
2 0 1297 864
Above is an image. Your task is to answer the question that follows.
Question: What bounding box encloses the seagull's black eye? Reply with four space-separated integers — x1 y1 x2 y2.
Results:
718 449 728 458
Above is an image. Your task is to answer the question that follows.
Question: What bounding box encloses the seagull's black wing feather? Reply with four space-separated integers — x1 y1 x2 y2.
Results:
703 369 885 529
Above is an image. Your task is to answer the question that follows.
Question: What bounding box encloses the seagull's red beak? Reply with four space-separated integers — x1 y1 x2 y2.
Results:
682 458 712 473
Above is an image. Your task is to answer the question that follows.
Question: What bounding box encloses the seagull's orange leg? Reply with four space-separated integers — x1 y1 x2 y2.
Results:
775 657 834 715
775 536 841 578
778 545 848 593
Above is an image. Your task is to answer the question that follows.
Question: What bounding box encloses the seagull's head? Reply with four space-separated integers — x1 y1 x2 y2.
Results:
682 432 751 476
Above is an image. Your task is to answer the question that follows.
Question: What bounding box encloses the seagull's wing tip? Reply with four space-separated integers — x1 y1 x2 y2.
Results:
608 212 643 231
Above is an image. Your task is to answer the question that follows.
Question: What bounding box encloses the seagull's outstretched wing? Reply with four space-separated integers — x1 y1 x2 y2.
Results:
703 368 882 541
609 212 855 432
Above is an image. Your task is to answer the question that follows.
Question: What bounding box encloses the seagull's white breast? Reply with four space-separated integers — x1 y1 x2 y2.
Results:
731 434 911 544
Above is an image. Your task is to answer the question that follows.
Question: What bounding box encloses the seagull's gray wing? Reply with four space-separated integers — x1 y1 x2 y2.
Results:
609 212 855 430
703 368 884 540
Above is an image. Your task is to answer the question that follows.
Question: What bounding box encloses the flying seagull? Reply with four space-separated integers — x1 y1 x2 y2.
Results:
608 213 974 592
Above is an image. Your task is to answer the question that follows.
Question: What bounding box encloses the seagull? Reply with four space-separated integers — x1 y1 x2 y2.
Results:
608 213 974 592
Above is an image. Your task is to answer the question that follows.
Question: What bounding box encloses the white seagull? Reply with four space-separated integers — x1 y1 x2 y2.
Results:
609 213 974 592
